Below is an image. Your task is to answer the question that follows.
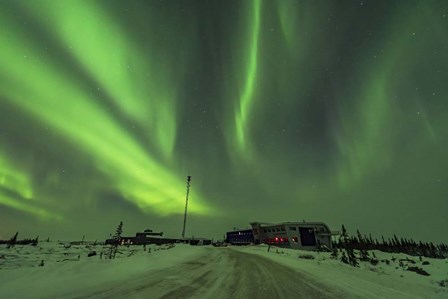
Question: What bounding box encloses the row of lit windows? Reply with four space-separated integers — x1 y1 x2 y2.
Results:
262 226 286 233
228 231 252 237
262 226 326 232
264 237 300 244
227 236 253 240
264 237 289 244
228 239 253 243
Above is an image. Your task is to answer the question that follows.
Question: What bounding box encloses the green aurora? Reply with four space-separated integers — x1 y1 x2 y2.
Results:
0 0 447 242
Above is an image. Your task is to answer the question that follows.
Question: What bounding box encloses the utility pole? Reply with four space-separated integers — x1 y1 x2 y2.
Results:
181 176 191 239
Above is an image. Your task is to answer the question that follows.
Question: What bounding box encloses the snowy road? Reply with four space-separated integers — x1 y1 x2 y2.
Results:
78 248 345 299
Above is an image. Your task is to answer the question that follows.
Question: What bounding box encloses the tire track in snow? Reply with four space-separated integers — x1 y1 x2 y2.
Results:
78 248 346 299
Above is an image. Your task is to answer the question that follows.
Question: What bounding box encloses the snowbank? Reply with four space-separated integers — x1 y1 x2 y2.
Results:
2 241 447 298
0 242 207 299
233 245 448 299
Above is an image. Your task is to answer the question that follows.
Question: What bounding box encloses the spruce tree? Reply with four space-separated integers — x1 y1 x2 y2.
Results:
347 248 359 267
368 234 374 248
114 221 123 243
331 247 339 259
356 230 364 247
109 221 123 259
340 225 349 248
340 251 349 264
359 248 370 261
7 232 18 249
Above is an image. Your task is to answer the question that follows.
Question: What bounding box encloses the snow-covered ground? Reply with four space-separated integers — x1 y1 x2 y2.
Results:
0 241 206 298
234 244 448 298
1 242 447 298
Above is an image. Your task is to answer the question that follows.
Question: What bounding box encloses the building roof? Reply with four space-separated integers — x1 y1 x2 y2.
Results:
250 221 329 227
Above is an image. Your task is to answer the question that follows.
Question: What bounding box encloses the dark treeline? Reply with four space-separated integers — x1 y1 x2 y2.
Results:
0 232 39 247
333 225 448 259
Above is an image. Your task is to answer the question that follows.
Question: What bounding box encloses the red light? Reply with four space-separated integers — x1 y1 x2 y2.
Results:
275 237 278 243
280 238 283 242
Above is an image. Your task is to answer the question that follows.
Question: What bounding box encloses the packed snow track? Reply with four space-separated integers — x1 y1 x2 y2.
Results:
78 247 345 299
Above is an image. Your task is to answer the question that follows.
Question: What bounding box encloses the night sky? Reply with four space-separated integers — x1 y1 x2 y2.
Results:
0 0 447 243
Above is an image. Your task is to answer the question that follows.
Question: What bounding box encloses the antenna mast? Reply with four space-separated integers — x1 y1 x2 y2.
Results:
181 176 191 239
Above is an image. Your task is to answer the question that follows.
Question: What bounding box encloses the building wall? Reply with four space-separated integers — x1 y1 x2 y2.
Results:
226 229 255 245
250 222 332 250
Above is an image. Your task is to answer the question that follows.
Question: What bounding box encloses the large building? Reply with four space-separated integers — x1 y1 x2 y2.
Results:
250 221 333 250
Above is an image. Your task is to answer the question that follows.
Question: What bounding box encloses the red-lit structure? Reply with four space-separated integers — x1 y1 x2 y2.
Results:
250 222 333 250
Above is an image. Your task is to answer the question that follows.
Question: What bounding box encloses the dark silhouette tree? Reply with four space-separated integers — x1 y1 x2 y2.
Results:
340 225 349 248
356 230 364 247
31 236 39 246
109 221 123 259
114 222 123 243
340 251 349 264
7 232 18 249
359 248 370 262
347 247 359 267
331 247 339 259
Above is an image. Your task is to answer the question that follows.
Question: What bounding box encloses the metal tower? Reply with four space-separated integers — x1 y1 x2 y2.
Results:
181 176 191 239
